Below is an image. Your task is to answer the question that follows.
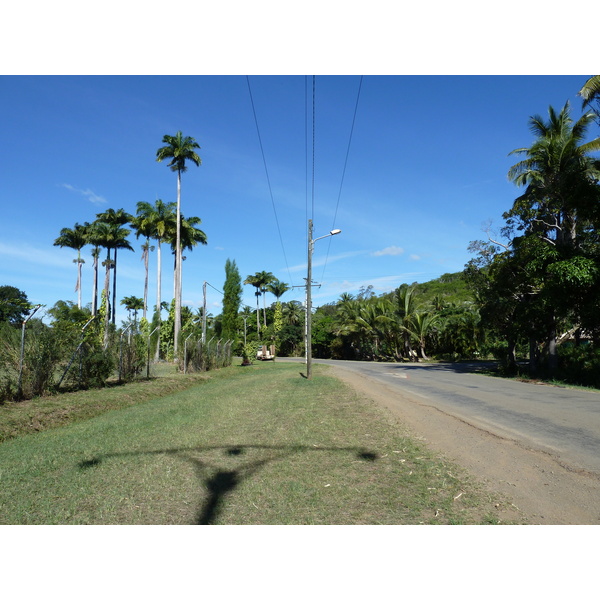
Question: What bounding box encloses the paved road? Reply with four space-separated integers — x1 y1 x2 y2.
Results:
287 358 600 476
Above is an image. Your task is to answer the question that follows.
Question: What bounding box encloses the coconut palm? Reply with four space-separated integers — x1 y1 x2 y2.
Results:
393 285 419 360
579 75 600 121
156 131 202 354
53 223 87 309
507 102 600 248
407 311 440 361
95 208 133 324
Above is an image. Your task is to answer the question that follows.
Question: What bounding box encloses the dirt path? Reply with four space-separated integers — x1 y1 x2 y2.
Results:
330 364 600 525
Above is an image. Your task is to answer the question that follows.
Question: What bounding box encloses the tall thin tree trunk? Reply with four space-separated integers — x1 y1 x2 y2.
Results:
103 260 111 349
92 249 99 316
174 170 182 355
143 239 149 321
263 289 267 328
112 248 118 325
547 315 558 374
155 240 162 361
256 292 261 334
76 251 82 309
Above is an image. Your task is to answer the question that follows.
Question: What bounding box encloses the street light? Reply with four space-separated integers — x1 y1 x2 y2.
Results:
306 219 341 379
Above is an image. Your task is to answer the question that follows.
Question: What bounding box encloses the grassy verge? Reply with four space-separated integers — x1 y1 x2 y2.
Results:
0 361 517 524
0 363 208 444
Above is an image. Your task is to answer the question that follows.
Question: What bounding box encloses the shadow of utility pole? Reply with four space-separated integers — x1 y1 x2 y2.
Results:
78 443 379 525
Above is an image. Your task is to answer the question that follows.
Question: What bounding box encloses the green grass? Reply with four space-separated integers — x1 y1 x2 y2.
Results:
0 361 518 524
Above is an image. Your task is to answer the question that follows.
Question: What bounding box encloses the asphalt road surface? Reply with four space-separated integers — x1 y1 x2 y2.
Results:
294 358 600 477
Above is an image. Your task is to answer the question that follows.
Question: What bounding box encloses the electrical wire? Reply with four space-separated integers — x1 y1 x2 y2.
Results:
319 75 363 283
245 76 294 288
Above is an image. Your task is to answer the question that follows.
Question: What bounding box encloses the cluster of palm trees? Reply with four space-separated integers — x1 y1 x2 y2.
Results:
331 287 445 361
54 202 206 346
243 271 290 335
53 131 205 352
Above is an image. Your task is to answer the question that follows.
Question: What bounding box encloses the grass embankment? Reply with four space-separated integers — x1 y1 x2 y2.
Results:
0 363 207 444
0 361 514 524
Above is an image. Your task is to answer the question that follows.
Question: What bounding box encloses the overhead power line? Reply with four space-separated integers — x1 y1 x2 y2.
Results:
245 76 294 288
319 75 364 283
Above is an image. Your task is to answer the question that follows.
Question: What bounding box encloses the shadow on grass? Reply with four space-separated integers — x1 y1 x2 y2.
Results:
78 443 379 525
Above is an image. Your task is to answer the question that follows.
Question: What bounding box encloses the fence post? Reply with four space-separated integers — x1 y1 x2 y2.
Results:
119 324 132 383
17 304 42 398
184 332 195 374
147 326 159 379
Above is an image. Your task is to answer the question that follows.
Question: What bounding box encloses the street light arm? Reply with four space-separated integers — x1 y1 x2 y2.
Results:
312 229 342 244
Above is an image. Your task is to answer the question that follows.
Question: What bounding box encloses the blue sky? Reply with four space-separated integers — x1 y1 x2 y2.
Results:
0 74 596 325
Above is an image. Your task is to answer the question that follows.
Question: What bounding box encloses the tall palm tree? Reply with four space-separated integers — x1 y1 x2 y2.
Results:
243 274 262 334
166 214 207 302
267 279 290 303
131 211 156 320
121 295 144 327
83 221 103 315
95 208 133 324
156 131 202 354
255 270 275 328
92 220 134 325
53 223 87 309
135 200 177 330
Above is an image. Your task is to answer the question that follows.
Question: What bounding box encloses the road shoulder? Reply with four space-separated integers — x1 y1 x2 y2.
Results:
328 363 600 525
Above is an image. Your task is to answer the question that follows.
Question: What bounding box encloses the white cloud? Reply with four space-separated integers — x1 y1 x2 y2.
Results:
62 183 107 205
0 241 72 269
371 245 404 257
409 254 421 261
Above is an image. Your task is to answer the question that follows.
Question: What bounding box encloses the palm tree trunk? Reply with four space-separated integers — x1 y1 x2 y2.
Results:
77 251 82 309
263 290 267 328
92 249 99 316
103 260 111 349
143 239 149 321
112 248 118 325
256 291 260 334
155 240 162 361
174 170 182 355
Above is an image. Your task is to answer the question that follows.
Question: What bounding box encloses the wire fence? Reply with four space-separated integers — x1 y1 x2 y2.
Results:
0 319 233 404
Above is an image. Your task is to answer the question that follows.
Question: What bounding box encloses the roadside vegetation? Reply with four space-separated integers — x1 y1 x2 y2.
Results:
0 360 519 525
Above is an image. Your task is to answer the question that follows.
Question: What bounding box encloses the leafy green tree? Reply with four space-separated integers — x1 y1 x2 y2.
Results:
505 102 600 372
156 131 202 354
53 223 87 309
222 259 242 344
0 286 31 325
